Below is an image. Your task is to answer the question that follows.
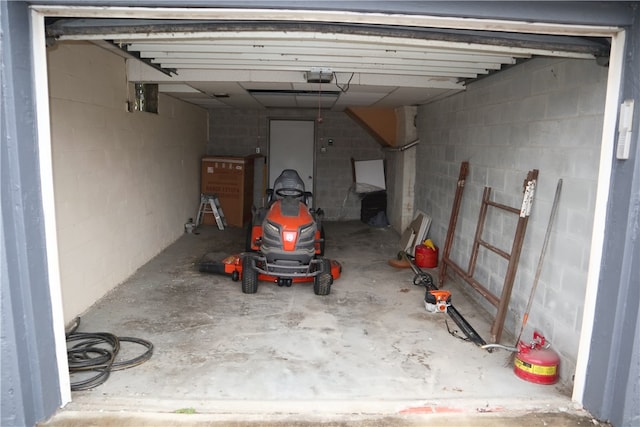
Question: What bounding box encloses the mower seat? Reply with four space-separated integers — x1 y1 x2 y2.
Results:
267 169 313 206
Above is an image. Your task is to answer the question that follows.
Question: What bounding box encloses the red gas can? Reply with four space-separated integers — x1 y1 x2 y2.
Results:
415 244 438 268
514 331 560 385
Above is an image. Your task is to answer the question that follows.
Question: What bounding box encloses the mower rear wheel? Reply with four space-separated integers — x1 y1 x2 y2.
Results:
314 258 332 296
241 255 258 294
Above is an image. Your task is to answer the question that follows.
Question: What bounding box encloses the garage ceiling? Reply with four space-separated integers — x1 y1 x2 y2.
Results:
46 18 609 111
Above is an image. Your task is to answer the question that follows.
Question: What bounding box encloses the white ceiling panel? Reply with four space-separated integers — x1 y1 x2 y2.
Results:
334 91 393 106
295 94 338 109
240 82 295 91
157 83 202 94
181 97 229 108
252 94 298 108
372 87 455 108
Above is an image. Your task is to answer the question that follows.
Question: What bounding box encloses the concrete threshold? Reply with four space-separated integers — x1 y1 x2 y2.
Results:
42 401 600 427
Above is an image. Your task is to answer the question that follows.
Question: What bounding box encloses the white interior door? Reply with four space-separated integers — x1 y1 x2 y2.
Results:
269 119 315 192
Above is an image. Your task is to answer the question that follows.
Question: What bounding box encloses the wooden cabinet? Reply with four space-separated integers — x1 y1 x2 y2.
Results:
201 156 255 227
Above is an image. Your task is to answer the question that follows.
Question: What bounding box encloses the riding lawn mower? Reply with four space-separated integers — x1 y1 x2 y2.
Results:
201 169 341 295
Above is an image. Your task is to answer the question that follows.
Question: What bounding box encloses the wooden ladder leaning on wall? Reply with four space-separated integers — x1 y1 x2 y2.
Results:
439 161 539 343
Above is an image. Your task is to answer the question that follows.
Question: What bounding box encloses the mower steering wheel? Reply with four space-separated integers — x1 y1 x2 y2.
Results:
275 188 304 198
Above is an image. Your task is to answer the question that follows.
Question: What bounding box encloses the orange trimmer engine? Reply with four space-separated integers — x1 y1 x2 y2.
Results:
424 289 451 313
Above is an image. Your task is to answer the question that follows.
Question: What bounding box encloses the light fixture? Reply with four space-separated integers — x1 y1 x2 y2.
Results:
305 67 333 84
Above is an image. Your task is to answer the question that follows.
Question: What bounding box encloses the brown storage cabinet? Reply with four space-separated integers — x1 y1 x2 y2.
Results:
201 156 255 227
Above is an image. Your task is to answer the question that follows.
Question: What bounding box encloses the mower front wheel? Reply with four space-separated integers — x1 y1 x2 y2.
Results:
314 258 333 296
241 255 258 294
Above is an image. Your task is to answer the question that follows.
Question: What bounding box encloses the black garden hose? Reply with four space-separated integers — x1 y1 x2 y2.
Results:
111 337 154 370
66 318 153 391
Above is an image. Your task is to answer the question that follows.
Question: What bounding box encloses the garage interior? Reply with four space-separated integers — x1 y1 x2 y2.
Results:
32 3 629 424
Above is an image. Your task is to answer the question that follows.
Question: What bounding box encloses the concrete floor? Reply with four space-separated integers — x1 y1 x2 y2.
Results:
43 221 602 426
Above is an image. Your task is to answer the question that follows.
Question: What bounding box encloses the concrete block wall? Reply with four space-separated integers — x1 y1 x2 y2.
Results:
415 57 608 384
48 41 208 323
208 109 384 220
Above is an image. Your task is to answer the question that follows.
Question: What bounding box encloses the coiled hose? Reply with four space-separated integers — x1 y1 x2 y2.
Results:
66 318 153 391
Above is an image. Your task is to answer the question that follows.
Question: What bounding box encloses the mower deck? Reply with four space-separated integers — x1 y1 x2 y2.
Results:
203 254 342 284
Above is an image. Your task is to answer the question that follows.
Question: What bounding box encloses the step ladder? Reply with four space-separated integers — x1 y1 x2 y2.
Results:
196 193 227 230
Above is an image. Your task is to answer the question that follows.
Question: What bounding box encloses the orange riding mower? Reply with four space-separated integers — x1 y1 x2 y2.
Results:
199 169 341 295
